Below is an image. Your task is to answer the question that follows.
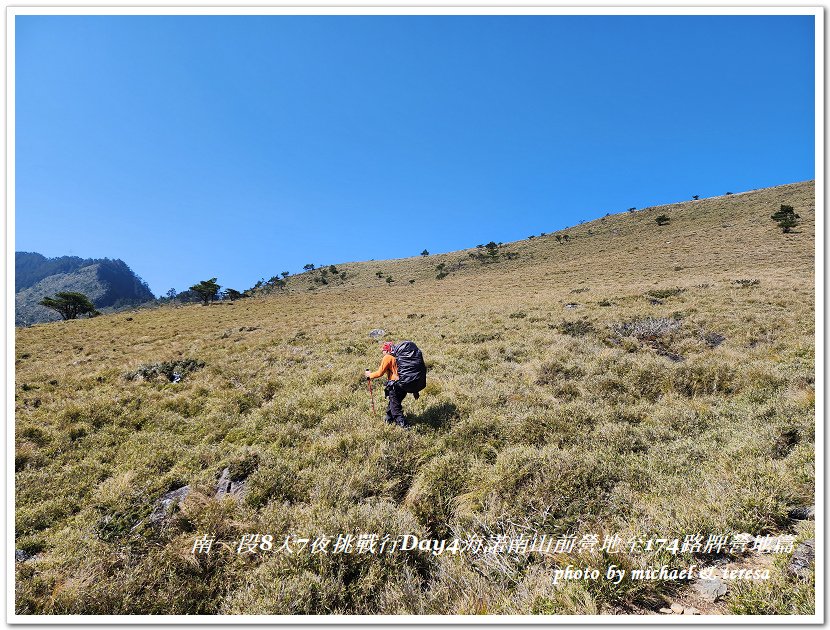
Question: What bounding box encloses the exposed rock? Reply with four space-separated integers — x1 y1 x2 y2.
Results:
564 303 579 309
788 505 815 521
125 358 204 383
658 607 673 614
683 606 701 615
693 577 728 602
702 331 726 348
670 603 684 614
368 329 385 339
148 485 191 524
215 467 247 499
15 549 33 562
788 539 815 579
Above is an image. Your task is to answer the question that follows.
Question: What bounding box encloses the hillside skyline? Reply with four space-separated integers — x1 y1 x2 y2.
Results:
17 178 814 298
14 14 816 295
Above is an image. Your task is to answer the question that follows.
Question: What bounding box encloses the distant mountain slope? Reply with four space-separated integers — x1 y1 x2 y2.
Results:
15 253 155 326
15 252 98 292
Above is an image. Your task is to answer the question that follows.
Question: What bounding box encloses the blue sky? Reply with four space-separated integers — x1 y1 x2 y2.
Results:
15 14 815 296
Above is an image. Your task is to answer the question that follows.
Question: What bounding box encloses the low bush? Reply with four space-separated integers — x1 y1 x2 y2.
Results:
645 287 685 300
668 360 738 397
610 317 681 342
557 320 594 337
536 360 584 384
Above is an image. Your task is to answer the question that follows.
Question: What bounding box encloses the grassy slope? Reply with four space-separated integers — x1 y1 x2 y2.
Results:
15 181 815 614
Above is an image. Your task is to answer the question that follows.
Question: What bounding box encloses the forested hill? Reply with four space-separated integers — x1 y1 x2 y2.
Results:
15 252 155 326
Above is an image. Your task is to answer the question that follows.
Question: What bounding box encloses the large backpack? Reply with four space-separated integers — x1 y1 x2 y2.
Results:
392 341 427 394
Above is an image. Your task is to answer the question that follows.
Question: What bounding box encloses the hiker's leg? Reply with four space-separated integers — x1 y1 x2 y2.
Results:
388 383 408 427
383 382 395 424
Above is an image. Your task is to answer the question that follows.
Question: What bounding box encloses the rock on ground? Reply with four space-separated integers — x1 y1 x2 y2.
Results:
216 468 247 499
693 577 728 602
788 506 815 521
148 485 191 524
788 539 815 579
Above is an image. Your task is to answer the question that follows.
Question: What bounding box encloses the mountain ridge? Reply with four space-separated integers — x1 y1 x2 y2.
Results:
15 253 155 326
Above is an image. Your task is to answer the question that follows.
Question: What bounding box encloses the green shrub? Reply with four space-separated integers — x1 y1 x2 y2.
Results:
646 287 685 299
557 320 594 337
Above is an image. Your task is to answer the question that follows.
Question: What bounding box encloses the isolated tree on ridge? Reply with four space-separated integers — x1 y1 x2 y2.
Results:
189 278 220 305
771 205 800 233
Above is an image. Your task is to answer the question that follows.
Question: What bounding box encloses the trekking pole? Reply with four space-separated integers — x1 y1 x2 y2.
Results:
366 374 376 417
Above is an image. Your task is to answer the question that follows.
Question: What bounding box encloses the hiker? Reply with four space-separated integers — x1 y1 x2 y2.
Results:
365 341 425 429
365 341 409 428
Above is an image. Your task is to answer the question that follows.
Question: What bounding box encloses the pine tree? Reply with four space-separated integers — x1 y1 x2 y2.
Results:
189 278 220 305
770 204 800 233
39 292 99 320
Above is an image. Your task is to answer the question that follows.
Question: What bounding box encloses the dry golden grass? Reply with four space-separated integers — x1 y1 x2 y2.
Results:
15 181 815 614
